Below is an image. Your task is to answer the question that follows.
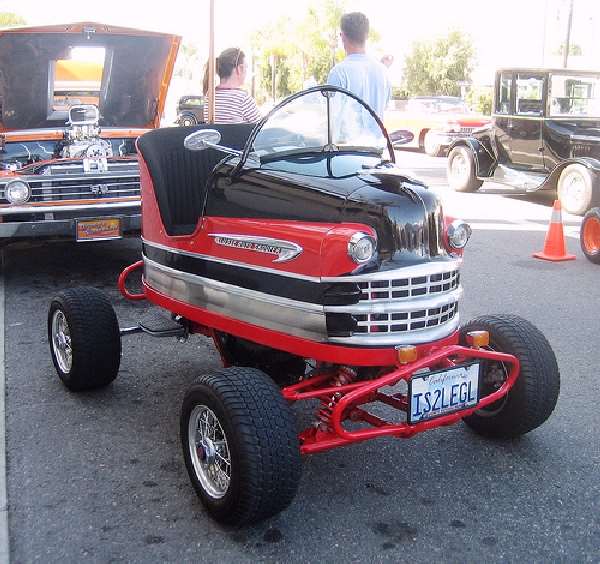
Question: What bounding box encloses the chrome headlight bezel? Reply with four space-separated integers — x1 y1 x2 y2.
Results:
4 178 31 204
348 232 377 264
447 220 472 249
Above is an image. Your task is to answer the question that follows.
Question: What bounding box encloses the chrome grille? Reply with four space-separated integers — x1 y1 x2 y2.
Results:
354 302 458 334
357 269 459 300
0 173 140 203
324 260 463 346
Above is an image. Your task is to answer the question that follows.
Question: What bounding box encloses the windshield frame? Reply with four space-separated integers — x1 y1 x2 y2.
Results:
237 85 395 170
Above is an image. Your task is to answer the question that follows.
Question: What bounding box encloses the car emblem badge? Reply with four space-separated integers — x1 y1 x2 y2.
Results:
91 183 109 195
209 234 303 263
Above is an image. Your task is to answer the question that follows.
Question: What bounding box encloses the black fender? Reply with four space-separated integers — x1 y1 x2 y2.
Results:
448 137 496 177
538 157 600 192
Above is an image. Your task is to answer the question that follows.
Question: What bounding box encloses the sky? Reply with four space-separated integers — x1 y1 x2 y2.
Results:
2 0 600 88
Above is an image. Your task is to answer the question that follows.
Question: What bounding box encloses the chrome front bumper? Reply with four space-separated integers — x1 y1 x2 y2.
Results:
0 212 140 239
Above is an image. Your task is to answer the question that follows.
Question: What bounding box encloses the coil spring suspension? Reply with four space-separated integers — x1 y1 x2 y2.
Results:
315 366 357 431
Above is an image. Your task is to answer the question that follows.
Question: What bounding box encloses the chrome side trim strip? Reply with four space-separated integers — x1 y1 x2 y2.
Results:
324 287 462 314
143 239 463 284
142 239 321 282
0 201 140 215
328 315 460 346
143 257 328 341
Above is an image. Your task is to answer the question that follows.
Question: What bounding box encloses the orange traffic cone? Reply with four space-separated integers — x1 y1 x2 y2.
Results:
533 200 576 261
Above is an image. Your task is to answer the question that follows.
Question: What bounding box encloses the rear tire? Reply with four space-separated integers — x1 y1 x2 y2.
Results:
447 146 483 192
48 287 121 391
558 163 597 215
181 367 302 525
581 207 600 264
460 314 559 438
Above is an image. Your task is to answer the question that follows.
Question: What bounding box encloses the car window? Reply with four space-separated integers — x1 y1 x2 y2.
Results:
516 74 545 116
550 74 600 117
496 73 512 114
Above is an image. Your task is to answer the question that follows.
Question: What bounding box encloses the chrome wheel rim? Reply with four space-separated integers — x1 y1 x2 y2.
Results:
451 152 468 182
561 171 587 212
188 405 231 499
51 310 72 373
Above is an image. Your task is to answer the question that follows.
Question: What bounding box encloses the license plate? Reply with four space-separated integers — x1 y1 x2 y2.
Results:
408 363 480 424
76 217 122 241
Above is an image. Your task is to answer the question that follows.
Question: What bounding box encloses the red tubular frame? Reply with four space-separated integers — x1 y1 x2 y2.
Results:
286 347 519 454
118 260 146 301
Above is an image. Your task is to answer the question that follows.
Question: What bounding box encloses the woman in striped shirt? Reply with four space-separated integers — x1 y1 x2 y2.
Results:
203 48 261 124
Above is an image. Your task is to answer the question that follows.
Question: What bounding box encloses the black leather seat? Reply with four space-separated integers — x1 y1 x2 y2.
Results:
137 123 255 236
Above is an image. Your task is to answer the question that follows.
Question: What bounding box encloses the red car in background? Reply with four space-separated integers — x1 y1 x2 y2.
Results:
384 96 489 156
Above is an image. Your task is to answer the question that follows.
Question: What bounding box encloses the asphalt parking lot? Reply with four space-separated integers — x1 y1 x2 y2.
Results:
1 151 599 563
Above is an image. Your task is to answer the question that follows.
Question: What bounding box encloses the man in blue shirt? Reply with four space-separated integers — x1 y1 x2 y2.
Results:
327 12 391 119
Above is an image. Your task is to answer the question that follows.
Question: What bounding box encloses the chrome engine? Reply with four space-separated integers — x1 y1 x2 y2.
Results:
61 104 113 160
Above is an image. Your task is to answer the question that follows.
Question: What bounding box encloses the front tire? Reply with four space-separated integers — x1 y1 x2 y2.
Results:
460 315 560 438
558 163 597 215
48 287 121 391
447 146 483 192
581 207 600 264
181 367 302 526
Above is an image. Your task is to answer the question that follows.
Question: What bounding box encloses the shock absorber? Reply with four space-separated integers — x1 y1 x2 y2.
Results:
315 366 357 431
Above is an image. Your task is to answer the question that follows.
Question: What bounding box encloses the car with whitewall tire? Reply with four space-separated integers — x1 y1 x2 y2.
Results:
447 68 600 215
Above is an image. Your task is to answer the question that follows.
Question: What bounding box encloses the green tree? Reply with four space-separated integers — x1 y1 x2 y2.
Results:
0 12 26 28
251 0 356 102
403 31 475 97
554 43 582 56
466 86 492 115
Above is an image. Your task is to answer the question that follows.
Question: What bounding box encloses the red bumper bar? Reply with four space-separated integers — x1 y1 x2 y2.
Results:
118 260 146 301
283 345 520 455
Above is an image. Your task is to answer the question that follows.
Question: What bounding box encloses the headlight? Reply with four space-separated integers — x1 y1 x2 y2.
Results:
447 220 472 249
5 179 31 204
348 232 376 263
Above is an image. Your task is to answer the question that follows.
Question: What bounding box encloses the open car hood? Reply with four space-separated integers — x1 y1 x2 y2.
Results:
0 22 180 131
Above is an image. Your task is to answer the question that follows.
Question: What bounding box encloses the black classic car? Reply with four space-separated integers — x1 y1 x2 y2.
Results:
176 95 205 126
447 68 600 215
0 22 180 241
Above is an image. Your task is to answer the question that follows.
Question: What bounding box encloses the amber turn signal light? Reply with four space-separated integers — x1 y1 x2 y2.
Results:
466 330 490 348
396 345 418 364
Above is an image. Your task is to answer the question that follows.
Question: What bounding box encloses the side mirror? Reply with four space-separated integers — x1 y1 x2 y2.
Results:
184 129 222 151
389 129 414 146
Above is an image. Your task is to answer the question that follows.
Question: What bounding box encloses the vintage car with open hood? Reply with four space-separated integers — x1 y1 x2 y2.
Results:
0 22 180 241
48 86 560 526
447 68 600 215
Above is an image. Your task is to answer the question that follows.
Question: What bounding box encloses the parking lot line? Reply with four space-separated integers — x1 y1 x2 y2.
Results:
0 250 9 564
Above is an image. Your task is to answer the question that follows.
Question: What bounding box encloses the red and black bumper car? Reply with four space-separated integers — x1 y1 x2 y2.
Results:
48 86 560 525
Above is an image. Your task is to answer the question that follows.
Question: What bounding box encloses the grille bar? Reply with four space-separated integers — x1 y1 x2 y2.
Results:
325 261 462 344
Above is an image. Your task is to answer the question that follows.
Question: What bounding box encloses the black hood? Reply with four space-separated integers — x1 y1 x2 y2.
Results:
0 22 180 131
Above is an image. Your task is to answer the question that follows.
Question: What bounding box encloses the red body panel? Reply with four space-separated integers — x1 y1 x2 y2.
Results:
139 154 375 277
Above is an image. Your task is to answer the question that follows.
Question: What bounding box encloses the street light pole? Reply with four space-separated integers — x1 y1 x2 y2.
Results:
563 0 574 68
